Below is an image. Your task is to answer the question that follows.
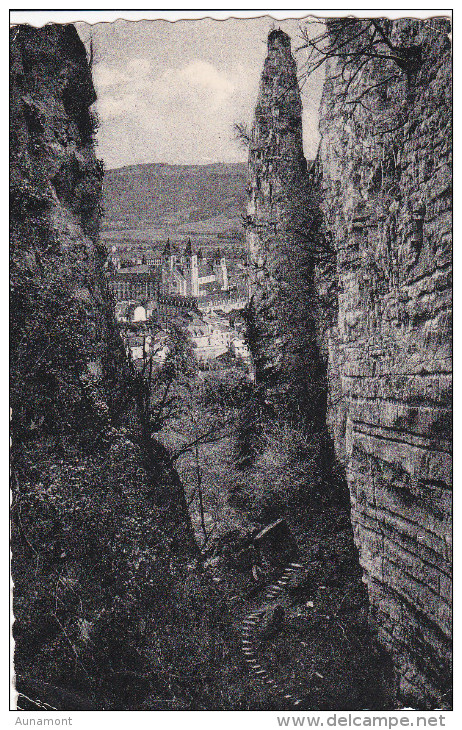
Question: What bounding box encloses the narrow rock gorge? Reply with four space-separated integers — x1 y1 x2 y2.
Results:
246 20 451 709
10 16 452 713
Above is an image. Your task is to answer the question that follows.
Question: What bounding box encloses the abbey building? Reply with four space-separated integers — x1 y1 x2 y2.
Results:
160 239 229 297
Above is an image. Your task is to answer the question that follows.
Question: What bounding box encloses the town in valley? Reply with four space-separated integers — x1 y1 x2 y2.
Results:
107 239 251 372
103 163 252 376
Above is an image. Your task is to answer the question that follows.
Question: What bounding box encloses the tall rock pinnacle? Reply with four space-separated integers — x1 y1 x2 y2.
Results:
246 30 307 276
244 29 326 429
247 28 308 304
253 30 306 169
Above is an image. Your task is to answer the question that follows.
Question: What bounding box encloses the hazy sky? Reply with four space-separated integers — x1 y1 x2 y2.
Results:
76 16 324 169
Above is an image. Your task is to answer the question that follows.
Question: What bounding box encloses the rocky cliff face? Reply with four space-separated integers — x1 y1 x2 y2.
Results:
10 24 111 441
10 24 196 708
10 23 194 535
317 18 452 708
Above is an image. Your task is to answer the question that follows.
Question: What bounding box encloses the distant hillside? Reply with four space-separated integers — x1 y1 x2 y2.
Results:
102 163 248 247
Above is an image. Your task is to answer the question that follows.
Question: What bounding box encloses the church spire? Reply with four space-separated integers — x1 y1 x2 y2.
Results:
162 238 171 257
184 238 193 257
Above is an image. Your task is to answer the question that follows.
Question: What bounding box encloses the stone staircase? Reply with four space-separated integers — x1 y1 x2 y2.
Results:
241 560 306 707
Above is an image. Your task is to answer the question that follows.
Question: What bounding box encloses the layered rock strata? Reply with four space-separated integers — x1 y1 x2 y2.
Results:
317 18 452 708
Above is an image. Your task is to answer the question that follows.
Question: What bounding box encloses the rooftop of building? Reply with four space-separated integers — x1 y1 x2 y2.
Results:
200 280 223 294
198 289 247 303
110 265 159 280
125 336 145 347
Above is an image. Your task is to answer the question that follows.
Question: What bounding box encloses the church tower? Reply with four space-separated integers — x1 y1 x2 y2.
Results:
220 256 228 290
191 254 199 296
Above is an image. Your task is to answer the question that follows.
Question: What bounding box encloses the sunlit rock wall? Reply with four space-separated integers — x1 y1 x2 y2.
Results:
317 18 452 708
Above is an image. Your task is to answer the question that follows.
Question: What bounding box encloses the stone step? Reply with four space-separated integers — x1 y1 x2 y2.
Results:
240 559 310 703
